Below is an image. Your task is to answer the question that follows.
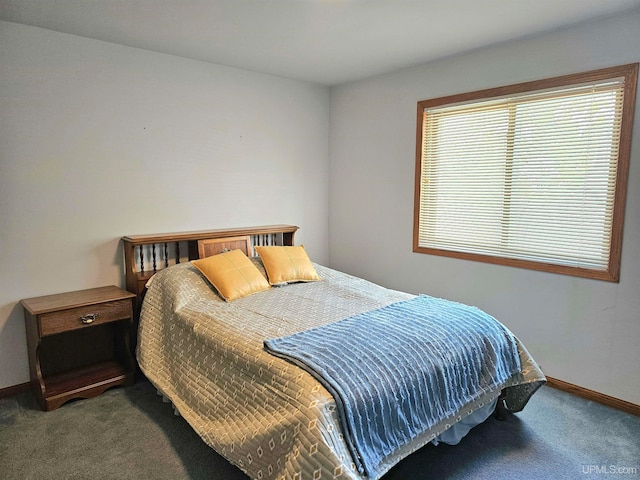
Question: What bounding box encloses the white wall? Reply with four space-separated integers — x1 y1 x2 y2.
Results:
0 21 330 389
2 11 639 406
329 10 640 404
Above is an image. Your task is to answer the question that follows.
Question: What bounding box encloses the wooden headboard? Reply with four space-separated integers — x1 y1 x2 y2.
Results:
122 224 298 315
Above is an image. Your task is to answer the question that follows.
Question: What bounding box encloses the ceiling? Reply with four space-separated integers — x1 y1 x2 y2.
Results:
2 0 640 86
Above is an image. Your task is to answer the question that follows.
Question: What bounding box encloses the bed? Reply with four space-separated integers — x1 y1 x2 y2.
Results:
122 225 545 480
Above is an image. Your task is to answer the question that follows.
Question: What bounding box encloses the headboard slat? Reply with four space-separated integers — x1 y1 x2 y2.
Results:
163 242 169 269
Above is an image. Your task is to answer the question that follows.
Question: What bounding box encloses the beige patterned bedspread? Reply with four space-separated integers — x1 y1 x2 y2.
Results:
136 261 545 480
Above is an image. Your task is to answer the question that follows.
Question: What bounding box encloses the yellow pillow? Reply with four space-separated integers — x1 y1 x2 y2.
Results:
255 245 321 285
192 249 270 301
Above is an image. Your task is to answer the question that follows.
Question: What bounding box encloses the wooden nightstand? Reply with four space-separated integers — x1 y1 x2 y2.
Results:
21 286 136 411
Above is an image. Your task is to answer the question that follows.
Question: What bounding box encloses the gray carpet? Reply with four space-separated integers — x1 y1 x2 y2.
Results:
1 381 638 479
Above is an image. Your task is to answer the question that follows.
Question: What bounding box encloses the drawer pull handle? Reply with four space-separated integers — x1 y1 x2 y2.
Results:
80 314 97 324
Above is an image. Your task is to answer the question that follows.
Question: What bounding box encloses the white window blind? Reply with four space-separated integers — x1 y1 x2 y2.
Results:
414 64 637 281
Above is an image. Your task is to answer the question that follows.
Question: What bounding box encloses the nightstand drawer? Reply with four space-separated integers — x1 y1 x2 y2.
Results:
39 299 133 336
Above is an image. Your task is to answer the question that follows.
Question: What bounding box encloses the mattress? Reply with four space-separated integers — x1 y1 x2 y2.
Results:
136 260 545 480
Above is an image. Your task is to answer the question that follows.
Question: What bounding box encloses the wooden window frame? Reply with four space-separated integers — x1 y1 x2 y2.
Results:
413 64 638 281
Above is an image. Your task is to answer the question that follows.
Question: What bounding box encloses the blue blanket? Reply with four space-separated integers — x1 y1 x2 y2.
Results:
264 295 521 476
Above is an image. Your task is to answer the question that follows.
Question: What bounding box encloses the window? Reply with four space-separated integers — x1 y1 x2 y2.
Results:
414 64 638 281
